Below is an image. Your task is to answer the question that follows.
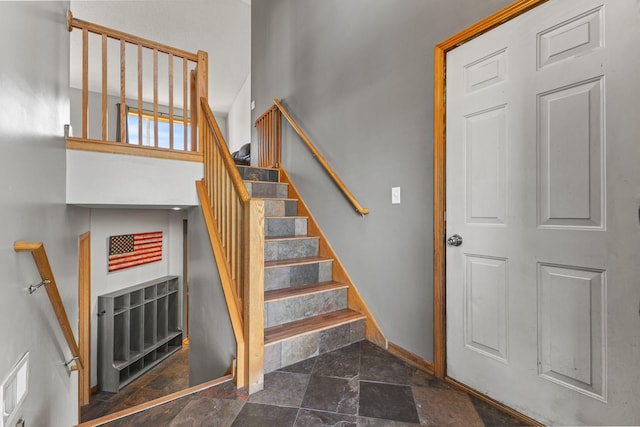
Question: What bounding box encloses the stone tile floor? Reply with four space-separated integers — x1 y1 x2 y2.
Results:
95 341 531 426
81 345 190 422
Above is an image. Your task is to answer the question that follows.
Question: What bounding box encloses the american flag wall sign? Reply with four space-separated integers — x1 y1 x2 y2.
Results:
108 231 163 272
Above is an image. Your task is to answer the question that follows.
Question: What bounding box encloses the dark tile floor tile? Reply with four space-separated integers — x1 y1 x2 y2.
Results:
412 386 483 427
104 395 193 426
358 381 419 424
197 379 248 401
248 371 310 407
469 395 532 426
301 375 359 415
312 342 361 379
278 355 317 374
230 402 298 427
168 396 244 427
359 341 434 388
294 408 358 426
356 416 420 426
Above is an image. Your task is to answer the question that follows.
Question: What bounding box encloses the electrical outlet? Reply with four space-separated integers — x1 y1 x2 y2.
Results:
392 187 401 204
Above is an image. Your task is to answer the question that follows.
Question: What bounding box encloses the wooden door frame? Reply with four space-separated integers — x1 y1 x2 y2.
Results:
78 232 91 412
432 0 549 379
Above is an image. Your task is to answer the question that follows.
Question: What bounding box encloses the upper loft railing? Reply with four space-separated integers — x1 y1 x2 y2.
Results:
66 11 207 162
14 242 83 372
256 99 370 215
197 97 265 394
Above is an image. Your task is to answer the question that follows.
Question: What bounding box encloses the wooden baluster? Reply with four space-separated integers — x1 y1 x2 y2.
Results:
169 53 174 151
119 39 126 144
276 108 281 167
101 34 108 141
82 28 88 139
153 48 159 148
137 44 143 145
190 69 197 152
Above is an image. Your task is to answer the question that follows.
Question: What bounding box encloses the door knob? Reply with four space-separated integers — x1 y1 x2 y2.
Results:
447 234 463 247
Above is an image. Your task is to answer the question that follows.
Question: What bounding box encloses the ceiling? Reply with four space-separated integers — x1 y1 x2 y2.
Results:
69 0 251 114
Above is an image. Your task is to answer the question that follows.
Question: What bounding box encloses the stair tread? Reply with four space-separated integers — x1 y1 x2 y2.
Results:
264 308 365 345
265 256 333 268
265 235 319 242
266 215 308 219
254 197 297 202
245 180 287 185
264 281 348 303
237 165 277 171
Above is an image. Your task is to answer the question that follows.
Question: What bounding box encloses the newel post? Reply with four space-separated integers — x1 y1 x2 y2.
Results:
243 199 265 394
194 50 208 152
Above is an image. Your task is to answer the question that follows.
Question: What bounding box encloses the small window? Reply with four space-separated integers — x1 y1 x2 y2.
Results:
127 108 191 150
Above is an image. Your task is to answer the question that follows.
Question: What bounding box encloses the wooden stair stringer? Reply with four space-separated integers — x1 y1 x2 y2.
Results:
278 167 387 348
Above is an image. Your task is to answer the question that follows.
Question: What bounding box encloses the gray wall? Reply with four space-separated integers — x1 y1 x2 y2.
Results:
251 0 512 360
0 2 90 426
187 206 236 385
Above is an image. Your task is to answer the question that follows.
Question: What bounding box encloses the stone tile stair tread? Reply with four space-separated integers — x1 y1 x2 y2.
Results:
245 181 287 186
264 308 366 345
265 235 319 242
264 256 333 268
265 215 308 219
253 197 297 202
237 165 277 171
264 281 348 303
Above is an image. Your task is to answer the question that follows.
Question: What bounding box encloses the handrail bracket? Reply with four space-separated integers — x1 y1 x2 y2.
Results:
28 279 51 295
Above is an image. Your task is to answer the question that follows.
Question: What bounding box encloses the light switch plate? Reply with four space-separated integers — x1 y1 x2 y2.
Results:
392 187 401 204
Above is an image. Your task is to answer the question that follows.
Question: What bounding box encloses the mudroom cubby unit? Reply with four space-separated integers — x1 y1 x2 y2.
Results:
98 275 182 392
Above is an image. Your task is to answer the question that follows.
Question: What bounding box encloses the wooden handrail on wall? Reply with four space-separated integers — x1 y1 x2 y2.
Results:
199 98 265 394
66 10 206 162
256 99 370 216
14 242 83 371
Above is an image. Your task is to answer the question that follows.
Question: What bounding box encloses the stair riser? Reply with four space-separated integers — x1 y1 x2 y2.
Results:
264 319 365 373
245 181 288 198
265 238 319 261
265 218 307 238
237 167 279 183
265 261 333 291
265 288 347 328
263 199 298 217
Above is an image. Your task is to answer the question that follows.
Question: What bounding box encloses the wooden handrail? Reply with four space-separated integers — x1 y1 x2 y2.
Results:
14 242 83 371
68 11 197 60
271 99 370 216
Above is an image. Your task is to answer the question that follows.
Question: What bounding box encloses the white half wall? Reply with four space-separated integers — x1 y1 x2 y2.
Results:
66 150 203 207
227 73 252 153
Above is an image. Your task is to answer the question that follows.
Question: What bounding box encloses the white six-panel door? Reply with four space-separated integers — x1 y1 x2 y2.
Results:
446 1 640 424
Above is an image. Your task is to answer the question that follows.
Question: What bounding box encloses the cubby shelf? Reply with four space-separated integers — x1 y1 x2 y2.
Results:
98 276 182 393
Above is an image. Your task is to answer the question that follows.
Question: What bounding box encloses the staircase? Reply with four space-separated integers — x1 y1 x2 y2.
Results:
238 165 366 372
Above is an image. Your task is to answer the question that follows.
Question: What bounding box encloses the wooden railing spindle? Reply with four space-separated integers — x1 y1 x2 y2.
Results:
119 39 126 144
153 48 159 148
137 44 143 145
169 53 174 151
101 34 108 141
82 28 88 139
